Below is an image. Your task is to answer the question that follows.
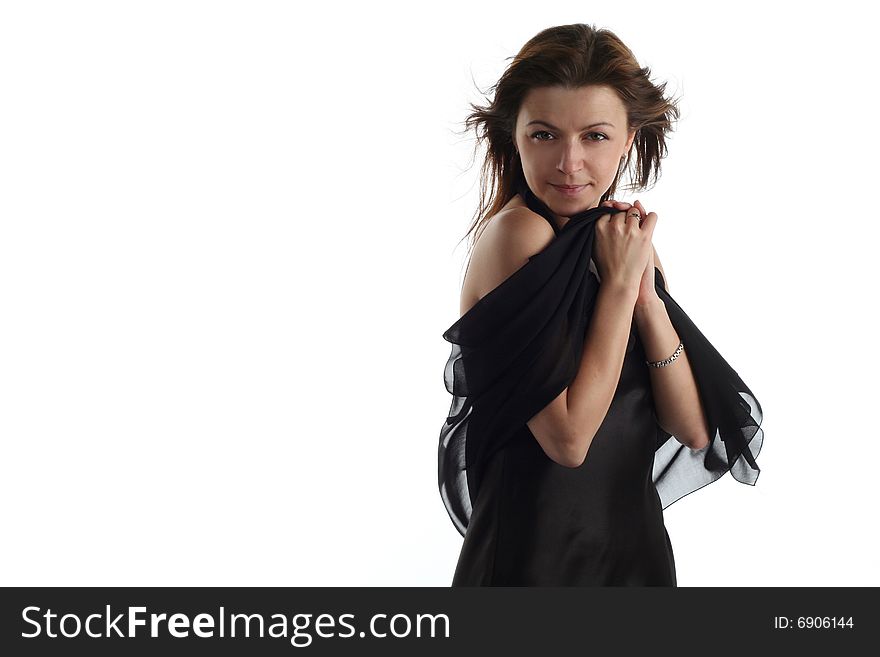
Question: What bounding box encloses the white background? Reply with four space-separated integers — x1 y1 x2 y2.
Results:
1 0 877 586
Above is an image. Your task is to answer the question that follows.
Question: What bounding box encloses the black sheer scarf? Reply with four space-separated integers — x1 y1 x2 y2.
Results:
438 178 763 537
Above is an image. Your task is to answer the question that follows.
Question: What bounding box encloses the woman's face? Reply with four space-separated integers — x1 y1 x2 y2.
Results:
514 85 636 221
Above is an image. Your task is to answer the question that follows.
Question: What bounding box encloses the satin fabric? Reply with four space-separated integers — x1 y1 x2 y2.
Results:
452 315 677 585
438 177 763 584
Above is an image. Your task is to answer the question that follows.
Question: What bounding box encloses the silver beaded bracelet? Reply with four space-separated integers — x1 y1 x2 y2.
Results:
646 341 684 368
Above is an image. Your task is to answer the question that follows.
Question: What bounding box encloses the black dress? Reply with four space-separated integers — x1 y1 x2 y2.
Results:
451 216 676 586
439 178 763 587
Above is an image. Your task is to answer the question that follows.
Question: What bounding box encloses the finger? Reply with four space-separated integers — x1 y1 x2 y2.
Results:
633 200 647 220
613 209 631 223
640 211 659 235
623 206 642 227
601 199 632 210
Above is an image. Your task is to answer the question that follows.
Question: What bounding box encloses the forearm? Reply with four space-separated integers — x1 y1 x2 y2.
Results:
634 296 711 450
565 281 639 457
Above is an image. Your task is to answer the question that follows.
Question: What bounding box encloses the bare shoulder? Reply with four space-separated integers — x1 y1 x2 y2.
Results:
460 203 556 317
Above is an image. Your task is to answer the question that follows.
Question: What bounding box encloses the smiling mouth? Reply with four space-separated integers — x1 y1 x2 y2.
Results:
550 184 588 194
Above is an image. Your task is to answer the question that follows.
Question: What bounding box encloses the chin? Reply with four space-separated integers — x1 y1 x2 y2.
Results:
544 190 597 212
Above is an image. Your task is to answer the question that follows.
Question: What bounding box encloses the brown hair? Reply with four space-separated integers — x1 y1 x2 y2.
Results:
454 23 681 262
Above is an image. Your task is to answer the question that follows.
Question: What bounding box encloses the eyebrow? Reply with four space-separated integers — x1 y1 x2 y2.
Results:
526 120 615 131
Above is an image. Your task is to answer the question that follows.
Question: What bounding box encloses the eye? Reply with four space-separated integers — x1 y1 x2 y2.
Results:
529 131 608 142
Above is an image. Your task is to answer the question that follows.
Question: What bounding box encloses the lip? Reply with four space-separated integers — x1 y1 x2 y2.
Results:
551 183 588 196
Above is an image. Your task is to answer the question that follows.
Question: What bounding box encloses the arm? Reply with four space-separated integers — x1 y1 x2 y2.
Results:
547 280 642 467
467 207 638 469
528 280 640 467
634 248 711 450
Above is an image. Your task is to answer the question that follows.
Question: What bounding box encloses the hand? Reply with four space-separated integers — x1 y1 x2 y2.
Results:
600 199 661 307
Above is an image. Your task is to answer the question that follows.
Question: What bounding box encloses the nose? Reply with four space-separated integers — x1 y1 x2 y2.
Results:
557 141 585 175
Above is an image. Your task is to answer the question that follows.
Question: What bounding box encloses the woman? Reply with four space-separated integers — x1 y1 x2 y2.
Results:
438 24 763 586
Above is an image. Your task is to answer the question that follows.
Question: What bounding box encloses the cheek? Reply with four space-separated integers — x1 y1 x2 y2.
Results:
595 154 622 176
